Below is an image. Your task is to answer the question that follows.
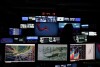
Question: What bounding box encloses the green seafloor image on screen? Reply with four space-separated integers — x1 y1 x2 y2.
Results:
5 44 35 62
38 44 67 61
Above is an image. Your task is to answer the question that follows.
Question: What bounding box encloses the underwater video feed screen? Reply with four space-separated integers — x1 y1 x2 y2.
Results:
35 23 58 36
38 44 67 61
5 44 35 63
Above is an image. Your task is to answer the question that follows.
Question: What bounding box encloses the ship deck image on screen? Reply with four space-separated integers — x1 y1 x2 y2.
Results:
38 44 67 61
5 44 35 63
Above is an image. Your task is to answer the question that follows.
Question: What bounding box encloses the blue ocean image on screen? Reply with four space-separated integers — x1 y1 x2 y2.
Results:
35 23 58 36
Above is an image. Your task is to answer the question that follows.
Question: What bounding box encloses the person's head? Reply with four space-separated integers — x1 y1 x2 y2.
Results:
61 24 73 36
60 23 74 43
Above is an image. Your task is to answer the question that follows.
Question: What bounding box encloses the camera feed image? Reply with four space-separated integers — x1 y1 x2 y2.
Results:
9 28 22 35
38 44 67 61
26 36 38 43
88 31 97 36
13 37 26 43
5 44 35 63
70 44 95 61
35 23 58 36
74 35 87 43
22 17 28 21
29 16 35 21
35 16 56 22
40 37 60 43
81 31 89 36
0 38 13 44
81 24 89 28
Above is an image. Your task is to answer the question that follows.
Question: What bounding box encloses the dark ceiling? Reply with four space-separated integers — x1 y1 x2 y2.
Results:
0 1 100 17
0 1 100 28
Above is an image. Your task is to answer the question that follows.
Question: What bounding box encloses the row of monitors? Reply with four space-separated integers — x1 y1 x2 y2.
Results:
8 23 91 36
20 23 89 29
2 43 100 63
55 63 100 67
22 16 81 22
0 34 97 44
55 64 77 67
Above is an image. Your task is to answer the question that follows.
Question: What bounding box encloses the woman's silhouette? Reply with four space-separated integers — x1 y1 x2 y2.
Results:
60 24 75 44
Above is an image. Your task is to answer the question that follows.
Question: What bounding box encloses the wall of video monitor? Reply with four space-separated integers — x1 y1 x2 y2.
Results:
0 12 99 67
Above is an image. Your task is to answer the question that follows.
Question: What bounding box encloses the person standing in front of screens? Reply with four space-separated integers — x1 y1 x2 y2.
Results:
60 24 75 44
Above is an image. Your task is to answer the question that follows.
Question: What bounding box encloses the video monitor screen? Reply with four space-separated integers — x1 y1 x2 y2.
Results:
89 31 97 36
55 65 60 67
9 28 22 35
20 24 34 29
22 17 28 21
26 36 38 43
13 37 26 43
27 23 34 28
35 16 47 22
69 18 81 22
57 17 81 22
66 63 77 67
40 37 60 43
57 17 64 21
20 24 27 29
81 24 89 28
46 16 56 22
74 35 87 43
70 44 95 61
0 38 13 44
55 63 77 67
81 31 89 36
5 44 35 63
96 44 100 59
38 44 67 61
60 65 66 67
35 23 58 36
29 16 35 21
35 16 56 22
74 18 81 22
